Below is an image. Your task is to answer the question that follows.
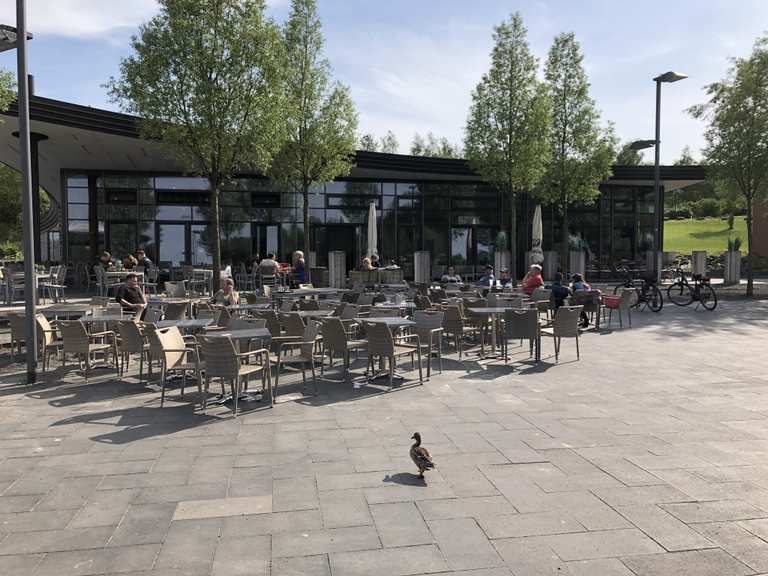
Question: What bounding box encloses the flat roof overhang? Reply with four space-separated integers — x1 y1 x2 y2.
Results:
1 95 707 203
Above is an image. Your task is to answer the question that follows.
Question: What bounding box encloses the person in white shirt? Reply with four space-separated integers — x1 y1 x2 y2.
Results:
441 266 462 283
220 260 232 280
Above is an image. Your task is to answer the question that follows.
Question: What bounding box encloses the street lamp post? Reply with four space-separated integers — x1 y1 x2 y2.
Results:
1 3 37 383
630 71 687 280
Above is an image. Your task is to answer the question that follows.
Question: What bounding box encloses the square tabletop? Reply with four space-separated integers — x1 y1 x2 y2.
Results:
467 307 520 315
228 303 272 311
78 314 131 323
207 327 272 340
157 319 213 330
356 317 415 328
40 304 93 318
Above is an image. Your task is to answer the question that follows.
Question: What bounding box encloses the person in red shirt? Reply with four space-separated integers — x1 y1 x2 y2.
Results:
522 264 544 295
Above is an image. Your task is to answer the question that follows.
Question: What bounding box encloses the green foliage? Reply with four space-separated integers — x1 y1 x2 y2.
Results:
692 197 721 218
535 32 616 269
727 236 743 251
0 69 14 116
107 0 286 283
411 132 461 158
464 12 550 263
268 0 357 274
689 33 768 295
0 164 51 256
727 212 735 229
358 130 399 153
615 141 644 165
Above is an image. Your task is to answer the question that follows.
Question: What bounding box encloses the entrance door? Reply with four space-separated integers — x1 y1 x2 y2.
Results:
157 223 187 267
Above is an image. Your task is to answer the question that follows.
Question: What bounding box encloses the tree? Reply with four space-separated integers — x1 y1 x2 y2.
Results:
535 32 616 272
616 141 644 165
0 69 14 115
107 0 286 289
689 34 768 297
464 12 550 277
411 132 461 158
269 0 357 281
358 130 399 153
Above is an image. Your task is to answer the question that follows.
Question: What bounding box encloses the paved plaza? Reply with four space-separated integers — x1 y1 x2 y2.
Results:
1 301 768 575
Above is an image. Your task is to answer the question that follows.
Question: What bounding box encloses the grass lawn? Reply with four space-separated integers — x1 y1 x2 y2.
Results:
664 216 748 255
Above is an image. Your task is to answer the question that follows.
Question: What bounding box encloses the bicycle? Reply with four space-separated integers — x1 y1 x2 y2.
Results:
612 267 663 312
666 268 718 311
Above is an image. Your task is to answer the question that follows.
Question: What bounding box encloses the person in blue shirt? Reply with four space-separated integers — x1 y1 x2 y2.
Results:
570 273 593 328
545 272 571 309
476 265 495 288
498 268 514 288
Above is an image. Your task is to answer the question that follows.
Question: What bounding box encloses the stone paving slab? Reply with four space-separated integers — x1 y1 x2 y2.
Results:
0 301 766 574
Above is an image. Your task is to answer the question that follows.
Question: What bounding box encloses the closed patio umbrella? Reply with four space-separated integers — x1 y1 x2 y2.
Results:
531 204 544 265
367 202 378 258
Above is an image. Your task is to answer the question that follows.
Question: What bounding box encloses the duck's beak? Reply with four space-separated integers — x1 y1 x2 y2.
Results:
410 434 416 440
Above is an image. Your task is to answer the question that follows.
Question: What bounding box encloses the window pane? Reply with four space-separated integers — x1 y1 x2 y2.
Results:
158 223 187 267
66 176 88 188
67 188 89 204
451 228 470 265
68 204 89 219
156 206 191 220
191 225 211 266
108 223 136 258
155 176 209 190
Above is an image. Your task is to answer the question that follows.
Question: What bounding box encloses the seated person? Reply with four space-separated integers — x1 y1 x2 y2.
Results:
135 248 153 269
97 251 114 271
361 257 373 271
116 272 146 314
570 273 593 328
293 250 306 284
259 253 279 277
522 264 544 295
545 272 571 309
498 268 514 287
123 255 138 270
370 254 382 268
383 259 400 269
475 265 495 287
211 277 239 306
441 266 462 283
220 260 233 280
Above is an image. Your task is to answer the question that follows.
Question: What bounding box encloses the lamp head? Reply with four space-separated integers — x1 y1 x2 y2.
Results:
654 71 688 83
629 140 656 151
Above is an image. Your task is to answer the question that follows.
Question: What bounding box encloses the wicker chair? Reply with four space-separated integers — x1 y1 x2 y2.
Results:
273 322 321 398
320 317 367 383
117 320 150 379
531 287 553 319
503 308 540 363
90 296 110 307
163 301 188 321
143 265 160 294
298 299 320 311
195 309 221 324
8 312 27 358
365 322 423 390
368 308 400 318
280 299 297 312
356 293 375 306
59 320 119 381
603 289 633 329
142 306 163 324
341 292 359 304
36 314 64 373
414 294 432 310
256 310 302 351
441 305 476 359
154 326 204 407
402 310 443 378
164 281 187 298
41 265 68 303
541 305 583 362
199 336 275 417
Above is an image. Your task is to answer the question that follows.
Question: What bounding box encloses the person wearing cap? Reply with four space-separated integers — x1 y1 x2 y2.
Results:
498 268 513 287
475 265 495 288
135 248 153 270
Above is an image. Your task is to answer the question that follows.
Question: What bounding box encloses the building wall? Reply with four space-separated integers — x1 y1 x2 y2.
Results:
63 171 661 279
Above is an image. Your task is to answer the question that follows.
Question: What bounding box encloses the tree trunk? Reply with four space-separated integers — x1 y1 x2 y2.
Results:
508 195 517 281
303 182 311 284
210 180 222 294
746 195 754 298
561 203 570 276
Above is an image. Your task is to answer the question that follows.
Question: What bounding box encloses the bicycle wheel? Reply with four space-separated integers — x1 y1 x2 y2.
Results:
667 281 693 306
646 285 664 312
699 284 718 311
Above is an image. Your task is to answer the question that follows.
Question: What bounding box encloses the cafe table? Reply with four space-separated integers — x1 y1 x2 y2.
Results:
156 318 213 331
356 317 416 384
40 303 93 319
466 307 515 358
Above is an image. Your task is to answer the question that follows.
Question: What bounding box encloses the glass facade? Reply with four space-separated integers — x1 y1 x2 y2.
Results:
62 172 660 278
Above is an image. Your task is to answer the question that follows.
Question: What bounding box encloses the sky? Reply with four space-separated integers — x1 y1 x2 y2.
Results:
1 0 766 164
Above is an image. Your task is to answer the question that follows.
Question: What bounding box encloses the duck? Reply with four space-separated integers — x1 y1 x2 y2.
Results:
410 432 435 479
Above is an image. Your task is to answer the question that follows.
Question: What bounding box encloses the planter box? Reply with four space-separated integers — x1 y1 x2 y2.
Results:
723 251 741 285
328 251 346 288
692 251 707 276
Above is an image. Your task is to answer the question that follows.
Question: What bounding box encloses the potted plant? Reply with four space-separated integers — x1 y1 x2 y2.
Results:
724 237 742 286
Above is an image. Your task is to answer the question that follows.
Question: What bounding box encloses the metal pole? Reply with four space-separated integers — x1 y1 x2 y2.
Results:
17 0 38 383
653 79 662 281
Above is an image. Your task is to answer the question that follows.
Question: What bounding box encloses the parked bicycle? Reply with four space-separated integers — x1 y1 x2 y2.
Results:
612 267 663 312
666 268 718 311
